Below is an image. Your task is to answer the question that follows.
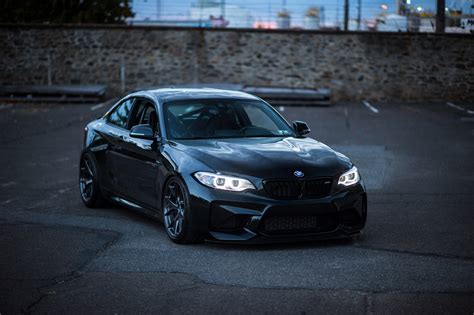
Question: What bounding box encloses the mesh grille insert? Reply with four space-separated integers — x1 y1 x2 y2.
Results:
261 213 338 235
263 178 332 199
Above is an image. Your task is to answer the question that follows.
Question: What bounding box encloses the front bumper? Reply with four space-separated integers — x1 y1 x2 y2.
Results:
186 177 367 243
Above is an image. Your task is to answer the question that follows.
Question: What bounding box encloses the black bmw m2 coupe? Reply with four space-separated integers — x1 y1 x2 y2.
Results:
80 88 367 243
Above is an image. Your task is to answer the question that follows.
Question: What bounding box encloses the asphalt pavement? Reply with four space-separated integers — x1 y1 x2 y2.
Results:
0 100 473 314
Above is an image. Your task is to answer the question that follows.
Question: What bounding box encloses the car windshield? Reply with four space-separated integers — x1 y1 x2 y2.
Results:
164 99 295 140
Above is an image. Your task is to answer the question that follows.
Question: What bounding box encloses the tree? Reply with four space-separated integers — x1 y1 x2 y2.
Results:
0 0 134 24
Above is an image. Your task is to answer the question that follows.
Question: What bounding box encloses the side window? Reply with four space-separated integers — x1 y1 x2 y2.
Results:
129 100 159 134
107 99 134 129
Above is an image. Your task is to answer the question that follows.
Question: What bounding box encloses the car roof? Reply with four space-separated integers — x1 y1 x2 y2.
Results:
130 88 260 103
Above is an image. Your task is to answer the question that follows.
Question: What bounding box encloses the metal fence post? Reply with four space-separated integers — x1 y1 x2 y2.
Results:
120 56 126 93
47 52 52 86
344 0 349 31
436 0 445 33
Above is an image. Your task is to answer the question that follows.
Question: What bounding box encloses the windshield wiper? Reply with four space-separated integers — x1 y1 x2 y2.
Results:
242 134 284 138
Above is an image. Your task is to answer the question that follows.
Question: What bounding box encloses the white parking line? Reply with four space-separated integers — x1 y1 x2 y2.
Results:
362 100 379 113
446 102 474 115
0 199 14 205
1 181 16 187
90 102 106 111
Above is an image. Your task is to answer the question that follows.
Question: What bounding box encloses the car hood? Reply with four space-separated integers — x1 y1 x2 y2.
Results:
170 137 352 179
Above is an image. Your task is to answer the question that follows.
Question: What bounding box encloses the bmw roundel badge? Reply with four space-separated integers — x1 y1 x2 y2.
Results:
293 170 304 178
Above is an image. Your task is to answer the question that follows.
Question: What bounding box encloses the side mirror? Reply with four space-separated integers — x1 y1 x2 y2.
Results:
130 124 156 140
293 121 311 136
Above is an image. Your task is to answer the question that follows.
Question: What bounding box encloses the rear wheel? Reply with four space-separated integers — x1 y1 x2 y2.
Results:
79 152 106 208
162 177 202 244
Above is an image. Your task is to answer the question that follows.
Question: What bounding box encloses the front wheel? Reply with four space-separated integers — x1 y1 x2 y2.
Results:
79 152 107 208
162 177 202 244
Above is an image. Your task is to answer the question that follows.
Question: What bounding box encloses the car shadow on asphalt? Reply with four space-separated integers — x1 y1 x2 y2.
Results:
205 237 356 251
101 202 358 251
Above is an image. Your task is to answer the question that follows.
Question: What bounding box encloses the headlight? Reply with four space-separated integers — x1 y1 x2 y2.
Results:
338 166 360 186
194 172 256 192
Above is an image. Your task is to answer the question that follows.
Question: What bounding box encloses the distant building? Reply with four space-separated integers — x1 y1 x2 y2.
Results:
376 14 408 32
376 12 431 32
189 3 253 28
276 10 291 29
348 19 370 31
303 7 320 30
131 0 252 28
457 18 474 32
419 17 435 32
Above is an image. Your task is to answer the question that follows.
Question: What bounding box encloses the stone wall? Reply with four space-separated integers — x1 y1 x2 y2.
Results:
1 25 473 101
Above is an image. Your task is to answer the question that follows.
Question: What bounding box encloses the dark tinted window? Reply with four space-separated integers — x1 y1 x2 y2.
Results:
129 100 159 133
107 99 134 129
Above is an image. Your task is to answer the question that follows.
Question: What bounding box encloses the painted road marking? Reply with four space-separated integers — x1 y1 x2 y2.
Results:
343 106 351 129
91 97 118 112
1 181 16 187
446 102 474 115
90 102 107 111
362 100 379 113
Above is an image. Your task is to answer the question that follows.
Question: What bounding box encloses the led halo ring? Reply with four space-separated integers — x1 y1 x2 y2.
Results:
338 166 360 186
194 172 256 192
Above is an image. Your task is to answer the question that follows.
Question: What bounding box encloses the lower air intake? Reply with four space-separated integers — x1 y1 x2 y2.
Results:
261 214 338 236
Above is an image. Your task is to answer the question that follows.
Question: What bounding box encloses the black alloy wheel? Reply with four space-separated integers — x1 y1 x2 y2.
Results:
162 177 202 244
79 153 106 208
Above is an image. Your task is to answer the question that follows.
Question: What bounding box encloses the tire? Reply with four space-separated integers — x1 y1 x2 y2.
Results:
162 176 203 244
79 152 107 208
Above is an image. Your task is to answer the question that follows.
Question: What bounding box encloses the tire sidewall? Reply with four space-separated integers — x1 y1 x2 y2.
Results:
79 152 103 208
162 176 194 243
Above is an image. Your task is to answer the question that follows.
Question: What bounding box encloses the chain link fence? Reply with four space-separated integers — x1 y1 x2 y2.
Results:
130 0 474 33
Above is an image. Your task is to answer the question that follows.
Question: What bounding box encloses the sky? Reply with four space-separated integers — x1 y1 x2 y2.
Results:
132 0 472 26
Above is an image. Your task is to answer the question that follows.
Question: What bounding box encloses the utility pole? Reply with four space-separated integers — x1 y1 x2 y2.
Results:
199 0 203 27
221 0 225 19
156 0 162 20
344 0 349 31
321 6 325 27
356 0 361 30
436 0 446 33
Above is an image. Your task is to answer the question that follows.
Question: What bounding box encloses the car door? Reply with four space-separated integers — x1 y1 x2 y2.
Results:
103 98 136 195
117 98 162 209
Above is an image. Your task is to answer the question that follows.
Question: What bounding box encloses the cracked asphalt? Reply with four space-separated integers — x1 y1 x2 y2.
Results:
0 101 473 314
